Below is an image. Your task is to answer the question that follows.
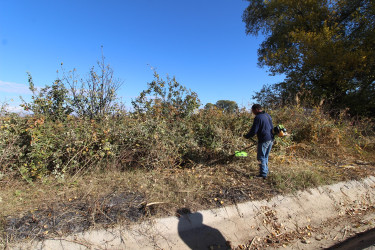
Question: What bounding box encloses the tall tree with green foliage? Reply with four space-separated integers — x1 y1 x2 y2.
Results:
252 84 283 110
204 103 216 110
132 70 200 119
22 50 123 120
215 100 238 113
62 48 123 119
243 0 375 115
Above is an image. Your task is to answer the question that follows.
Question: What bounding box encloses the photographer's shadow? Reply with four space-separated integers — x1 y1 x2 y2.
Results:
176 208 230 250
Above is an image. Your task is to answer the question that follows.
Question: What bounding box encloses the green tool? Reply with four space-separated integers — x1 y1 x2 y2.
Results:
234 151 248 157
234 138 256 157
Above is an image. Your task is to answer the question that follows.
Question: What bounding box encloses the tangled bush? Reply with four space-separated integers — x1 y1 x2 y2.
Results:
1 104 374 181
2 64 374 181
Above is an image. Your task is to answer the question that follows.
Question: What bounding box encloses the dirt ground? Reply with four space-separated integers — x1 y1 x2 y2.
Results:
1 159 375 249
234 206 375 249
6 175 375 250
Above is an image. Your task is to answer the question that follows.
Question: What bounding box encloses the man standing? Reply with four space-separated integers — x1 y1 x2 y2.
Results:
244 104 274 179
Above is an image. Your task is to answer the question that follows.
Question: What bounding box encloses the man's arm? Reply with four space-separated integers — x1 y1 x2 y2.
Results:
244 117 259 139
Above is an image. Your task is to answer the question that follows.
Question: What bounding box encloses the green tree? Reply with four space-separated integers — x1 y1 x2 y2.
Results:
252 84 283 109
62 48 123 119
243 0 375 115
215 100 238 113
22 50 123 120
21 74 72 121
204 103 216 110
132 70 200 119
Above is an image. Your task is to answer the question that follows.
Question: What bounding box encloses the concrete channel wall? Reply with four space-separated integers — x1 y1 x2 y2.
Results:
20 176 375 249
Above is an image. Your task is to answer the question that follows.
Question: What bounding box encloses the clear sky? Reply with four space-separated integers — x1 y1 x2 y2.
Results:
0 0 284 111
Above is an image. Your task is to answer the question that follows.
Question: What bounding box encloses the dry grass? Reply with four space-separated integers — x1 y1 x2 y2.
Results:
1 148 374 247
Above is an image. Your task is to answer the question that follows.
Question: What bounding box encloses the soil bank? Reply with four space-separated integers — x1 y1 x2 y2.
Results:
10 176 375 249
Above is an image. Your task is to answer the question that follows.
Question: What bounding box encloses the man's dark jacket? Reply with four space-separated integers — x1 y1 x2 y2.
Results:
244 111 274 143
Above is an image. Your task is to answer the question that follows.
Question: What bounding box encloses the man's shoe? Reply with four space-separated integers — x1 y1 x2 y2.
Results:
255 175 267 179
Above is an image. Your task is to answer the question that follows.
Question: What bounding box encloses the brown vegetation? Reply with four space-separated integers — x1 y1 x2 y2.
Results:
1 104 374 246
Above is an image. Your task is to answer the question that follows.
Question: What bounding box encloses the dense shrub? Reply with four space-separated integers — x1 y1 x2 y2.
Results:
2 62 374 181
1 104 373 181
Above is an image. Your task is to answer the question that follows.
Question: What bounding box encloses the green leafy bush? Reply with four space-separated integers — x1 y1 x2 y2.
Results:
131 70 200 119
2 66 374 181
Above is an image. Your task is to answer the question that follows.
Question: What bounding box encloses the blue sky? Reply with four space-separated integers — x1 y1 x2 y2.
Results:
0 0 284 111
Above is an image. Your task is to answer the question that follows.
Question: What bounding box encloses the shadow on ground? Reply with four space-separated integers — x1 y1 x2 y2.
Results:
176 208 231 250
327 227 375 250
